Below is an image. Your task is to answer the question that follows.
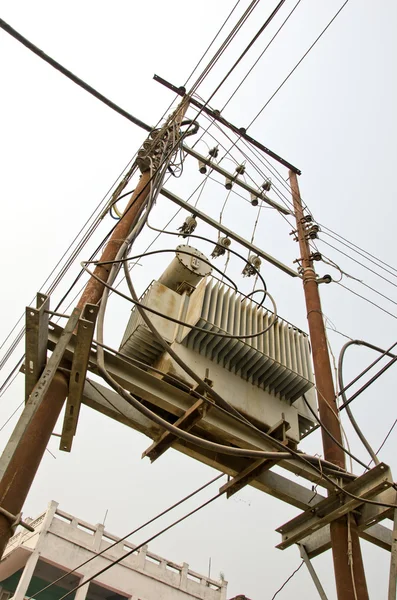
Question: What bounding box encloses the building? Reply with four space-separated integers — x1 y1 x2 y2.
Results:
0 502 228 600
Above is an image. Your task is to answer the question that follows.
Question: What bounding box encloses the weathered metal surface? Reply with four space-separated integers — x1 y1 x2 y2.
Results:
276 463 393 550
25 293 50 402
219 458 279 499
160 187 298 277
388 506 397 599
181 146 291 215
60 304 98 452
142 398 209 462
48 321 327 487
0 309 80 480
299 544 328 599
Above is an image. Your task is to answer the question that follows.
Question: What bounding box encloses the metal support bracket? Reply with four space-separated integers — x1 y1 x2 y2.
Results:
219 458 280 499
0 506 35 533
0 307 81 480
299 544 328 599
276 462 393 550
25 293 50 402
59 304 98 453
142 398 210 462
388 501 397 599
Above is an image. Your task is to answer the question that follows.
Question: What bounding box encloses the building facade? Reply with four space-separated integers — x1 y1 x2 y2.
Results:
0 502 227 600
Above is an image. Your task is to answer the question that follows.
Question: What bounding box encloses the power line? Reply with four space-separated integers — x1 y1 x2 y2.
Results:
183 0 242 87
57 491 225 600
222 0 304 111
320 227 397 277
336 282 397 321
247 0 351 128
28 469 224 599
320 238 397 290
271 561 304 599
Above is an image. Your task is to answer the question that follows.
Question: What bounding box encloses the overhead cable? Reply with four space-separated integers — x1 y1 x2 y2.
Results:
27 471 224 600
57 491 225 600
338 341 381 465
247 0 351 128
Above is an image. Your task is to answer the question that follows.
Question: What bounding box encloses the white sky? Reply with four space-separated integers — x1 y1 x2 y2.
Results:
0 1 396 598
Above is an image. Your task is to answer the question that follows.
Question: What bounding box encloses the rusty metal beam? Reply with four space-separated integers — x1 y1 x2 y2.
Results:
24 293 50 402
277 463 393 550
219 458 279 498
142 398 210 462
60 304 98 452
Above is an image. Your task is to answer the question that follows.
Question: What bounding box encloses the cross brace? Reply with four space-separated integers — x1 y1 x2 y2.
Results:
142 398 210 462
277 462 393 550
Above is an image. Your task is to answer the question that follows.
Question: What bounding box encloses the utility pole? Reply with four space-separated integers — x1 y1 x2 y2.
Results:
0 102 188 559
289 171 369 600
0 170 151 558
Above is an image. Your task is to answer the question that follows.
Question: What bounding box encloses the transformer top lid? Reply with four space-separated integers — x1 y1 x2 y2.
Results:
175 244 212 278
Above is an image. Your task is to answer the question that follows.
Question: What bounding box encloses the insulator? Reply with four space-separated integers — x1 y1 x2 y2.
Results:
198 160 207 174
225 177 233 190
211 236 231 258
250 193 259 207
178 215 197 238
235 164 246 176
209 146 219 158
261 179 271 192
311 252 322 261
302 214 313 223
322 274 332 284
242 254 262 277
307 224 320 239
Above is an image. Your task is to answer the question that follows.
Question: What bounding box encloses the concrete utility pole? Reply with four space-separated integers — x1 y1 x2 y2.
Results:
0 170 151 558
289 171 369 600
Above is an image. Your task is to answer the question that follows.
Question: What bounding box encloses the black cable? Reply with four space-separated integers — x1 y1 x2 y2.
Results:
320 227 397 278
56 490 225 600
320 238 397 290
183 0 242 87
338 341 397 398
222 0 303 111
203 0 287 105
247 0 351 128
340 351 397 411
336 282 397 321
0 19 151 132
302 395 369 471
27 471 224 600
338 341 386 465
82 253 278 341
271 561 304 599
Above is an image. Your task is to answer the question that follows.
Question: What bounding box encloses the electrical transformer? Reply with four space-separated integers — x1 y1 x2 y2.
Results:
120 245 317 444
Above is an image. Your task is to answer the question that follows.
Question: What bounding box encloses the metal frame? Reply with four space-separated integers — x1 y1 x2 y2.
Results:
276 463 393 550
181 145 291 215
15 307 393 559
153 74 301 175
0 308 80 480
160 187 298 277
60 304 98 452
299 544 328 599
25 293 50 402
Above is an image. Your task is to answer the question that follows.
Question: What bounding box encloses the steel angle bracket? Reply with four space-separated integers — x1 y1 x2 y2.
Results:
276 462 393 550
142 397 210 462
220 457 281 499
25 293 50 402
60 304 98 453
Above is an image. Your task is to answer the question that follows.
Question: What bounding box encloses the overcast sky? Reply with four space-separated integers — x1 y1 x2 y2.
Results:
1 1 397 598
